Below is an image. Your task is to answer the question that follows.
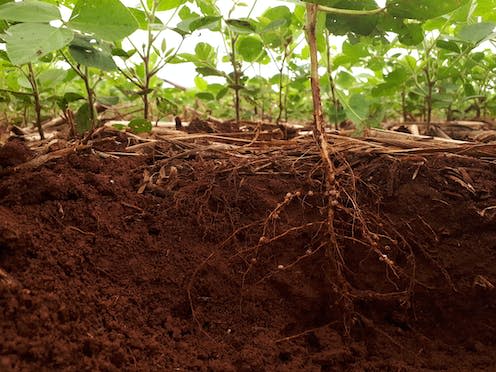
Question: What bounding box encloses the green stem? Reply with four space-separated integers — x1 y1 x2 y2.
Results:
276 49 288 125
82 67 97 129
27 63 44 140
325 30 339 130
317 5 385 15
247 0 258 17
230 35 241 126
0 88 33 96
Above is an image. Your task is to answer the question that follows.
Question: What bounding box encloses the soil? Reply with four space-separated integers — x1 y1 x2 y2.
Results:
0 137 495 371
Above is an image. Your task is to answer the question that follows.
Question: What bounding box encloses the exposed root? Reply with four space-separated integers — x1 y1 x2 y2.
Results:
118 127 472 337
274 322 338 343
187 251 217 341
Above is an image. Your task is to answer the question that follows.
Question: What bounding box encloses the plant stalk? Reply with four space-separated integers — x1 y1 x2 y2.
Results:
142 1 156 120
82 67 97 129
306 2 350 321
276 48 288 125
325 30 339 130
423 68 433 132
27 63 44 140
230 35 241 126
143 55 151 120
317 4 385 15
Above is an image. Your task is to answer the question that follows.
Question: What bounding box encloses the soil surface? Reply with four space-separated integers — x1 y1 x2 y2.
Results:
0 137 495 371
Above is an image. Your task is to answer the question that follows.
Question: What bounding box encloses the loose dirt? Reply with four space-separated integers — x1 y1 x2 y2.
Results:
0 136 495 371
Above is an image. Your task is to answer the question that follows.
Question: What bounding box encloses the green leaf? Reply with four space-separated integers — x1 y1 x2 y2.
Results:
69 36 116 71
236 35 263 62
129 8 163 30
68 0 139 41
38 69 67 87
3 23 74 65
457 22 496 44
367 57 385 71
463 82 476 96
112 47 132 58
260 19 287 33
216 86 229 100
194 76 208 90
57 91 85 110
129 118 152 133
437 66 458 79
436 39 460 53
157 96 178 114
64 92 85 103
343 92 369 123
326 103 347 124
17 74 31 89
261 5 292 23
202 83 229 99
196 92 215 100
0 0 61 23
384 67 408 85
398 23 424 45
472 0 496 22
188 16 221 32
335 71 355 89
0 19 7 34
325 0 382 36
195 42 216 64
97 96 119 106
403 55 417 71
195 0 220 16
226 19 256 34
371 82 397 97
0 49 10 63
156 0 186 11
196 66 225 77
259 5 292 35
343 40 369 58
387 0 470 20
75 102 93 134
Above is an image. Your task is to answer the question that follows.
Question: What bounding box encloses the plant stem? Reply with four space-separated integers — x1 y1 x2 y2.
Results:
59 51 97 130
247 0 258 18
27 63 44 140
143 57 151 120
401 89 407 122
325 30 339 130
423 67 433 131
140 28 152 120
276 56 286 124
0 88 33 96
142 1 156 120
306 5 326 141
284 65 289 122
306 2 348 314
230 35 241 126
82 66 97 129
317 4 385 15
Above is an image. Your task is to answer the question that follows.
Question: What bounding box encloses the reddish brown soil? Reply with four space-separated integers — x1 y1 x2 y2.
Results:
0 140 495 371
